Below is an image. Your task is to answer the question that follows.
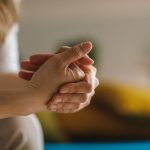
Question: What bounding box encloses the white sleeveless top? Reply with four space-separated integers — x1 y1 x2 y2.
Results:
0 24 20 73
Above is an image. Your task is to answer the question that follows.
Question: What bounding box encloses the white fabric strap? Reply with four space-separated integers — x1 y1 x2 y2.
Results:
0 24 20 73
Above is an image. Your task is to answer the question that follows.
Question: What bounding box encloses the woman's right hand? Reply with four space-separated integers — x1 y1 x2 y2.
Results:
21 41 93 113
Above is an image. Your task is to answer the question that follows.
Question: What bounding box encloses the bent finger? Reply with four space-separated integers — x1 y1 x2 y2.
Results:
50 108 79 113
48 102 79 111
59 41 93 66
50 93 87 104
57 46 94 65
18 70 34 80
59 82 92 93
78 56 94 65
21 61 39 71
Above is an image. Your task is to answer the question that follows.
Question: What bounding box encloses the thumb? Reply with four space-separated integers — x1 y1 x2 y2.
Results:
58 41 93 66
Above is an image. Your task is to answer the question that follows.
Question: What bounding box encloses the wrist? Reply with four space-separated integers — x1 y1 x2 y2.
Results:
0 84 37 118
23 81 48 113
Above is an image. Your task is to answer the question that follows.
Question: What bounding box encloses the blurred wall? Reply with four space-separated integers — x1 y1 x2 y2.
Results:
19 0 150 86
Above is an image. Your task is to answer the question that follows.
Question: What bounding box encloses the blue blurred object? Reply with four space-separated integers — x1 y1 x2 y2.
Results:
45 142 150 150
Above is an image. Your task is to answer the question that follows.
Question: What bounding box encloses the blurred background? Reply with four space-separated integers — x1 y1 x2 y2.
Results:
19 0 150 143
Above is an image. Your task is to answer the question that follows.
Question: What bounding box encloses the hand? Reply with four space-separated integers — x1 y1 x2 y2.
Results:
20 57 99 113
19 41 93 113
49 65 99 113
19 42 99 113
19 48 94 80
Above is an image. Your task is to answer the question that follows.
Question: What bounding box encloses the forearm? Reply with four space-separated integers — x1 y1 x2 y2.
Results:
0 74 47 118
0 73 26 89
0 88 30 118
0 86 48 118
0 73 34 118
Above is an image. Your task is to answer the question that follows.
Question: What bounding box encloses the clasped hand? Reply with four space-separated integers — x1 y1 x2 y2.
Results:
19 41 99 113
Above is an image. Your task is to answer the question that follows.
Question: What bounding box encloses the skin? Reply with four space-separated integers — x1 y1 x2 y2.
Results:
19 42 99 114
0 41 96 118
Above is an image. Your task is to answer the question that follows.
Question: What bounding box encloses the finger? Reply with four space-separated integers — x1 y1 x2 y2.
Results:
68 63 85 81
50 108 78 113
30 54 54 65
57 46 94 65
59 65 98 94
21 61 39 71
79 65 97 75
29 46 71 66
59 41 93 66
79 65 99 89
59 82 92 93
80 65 99 89
50 93 87 104
18 70 34 80
78 56 94 65
79 65 97 83
48 102 80 111
95 78 100 88
78 99 91 110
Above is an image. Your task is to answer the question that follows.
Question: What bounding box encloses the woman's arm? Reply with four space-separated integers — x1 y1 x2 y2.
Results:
0 73 26 89
0 41 92 118
0 73 31 118
0 86 31 118
0 73 45 118
20 42 99 113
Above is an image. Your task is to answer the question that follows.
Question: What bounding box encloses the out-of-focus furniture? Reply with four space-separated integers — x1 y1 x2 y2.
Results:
37 81 150 142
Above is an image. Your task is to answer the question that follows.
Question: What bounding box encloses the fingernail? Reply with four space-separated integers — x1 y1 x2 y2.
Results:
81 41 92 51
60 89 69 93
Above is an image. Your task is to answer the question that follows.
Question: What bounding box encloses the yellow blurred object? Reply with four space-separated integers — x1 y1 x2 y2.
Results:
97 82 150 116
36 112 69 142
37 82 150 142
